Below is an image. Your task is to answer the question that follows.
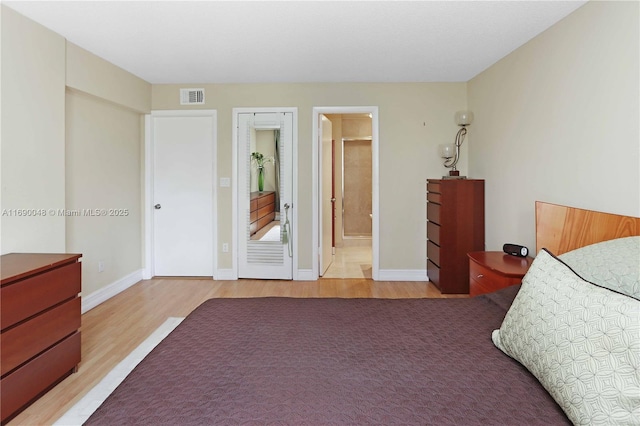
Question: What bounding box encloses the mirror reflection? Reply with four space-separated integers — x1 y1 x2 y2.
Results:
249 129 281 241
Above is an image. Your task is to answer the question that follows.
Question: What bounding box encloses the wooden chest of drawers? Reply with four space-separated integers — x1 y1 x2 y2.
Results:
250 191 276 235
1 253 82 423
426 179 484 294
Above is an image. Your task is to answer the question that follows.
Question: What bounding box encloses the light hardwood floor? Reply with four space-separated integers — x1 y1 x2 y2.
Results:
8 278 464 425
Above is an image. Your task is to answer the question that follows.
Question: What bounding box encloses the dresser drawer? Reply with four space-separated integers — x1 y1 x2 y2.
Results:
257 212 275 231
426 192 441 203
427 182 441 194
250 199 258 212
426 259 440 289
257 192 275 208
1 332 80 423
258 203 274 220
427 240 440 267
1 262 80 330
427 221 440 246
427 202 440 224
1 297 81 375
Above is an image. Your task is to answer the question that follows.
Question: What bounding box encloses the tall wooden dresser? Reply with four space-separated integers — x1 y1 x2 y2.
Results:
426 179 484 293
0 253 82 423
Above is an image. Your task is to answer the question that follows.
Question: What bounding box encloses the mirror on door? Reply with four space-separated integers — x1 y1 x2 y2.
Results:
248 129 281 242
237 110 294 279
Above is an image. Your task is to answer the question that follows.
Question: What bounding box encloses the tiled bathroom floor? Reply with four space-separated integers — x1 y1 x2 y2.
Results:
322 244 372 279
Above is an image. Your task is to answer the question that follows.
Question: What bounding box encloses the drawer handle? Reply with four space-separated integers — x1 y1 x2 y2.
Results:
477 274 484 278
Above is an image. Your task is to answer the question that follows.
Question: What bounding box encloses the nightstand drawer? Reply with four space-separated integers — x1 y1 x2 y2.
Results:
470 277 494 298
469 260 510 297
468 252 532 297
469 260 506 289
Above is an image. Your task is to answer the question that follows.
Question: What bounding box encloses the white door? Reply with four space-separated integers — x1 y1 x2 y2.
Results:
237 111 294 279
319 115 334 275
153 113 215 276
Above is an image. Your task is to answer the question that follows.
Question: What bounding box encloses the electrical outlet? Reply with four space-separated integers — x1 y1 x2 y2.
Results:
98 260 105 272
222 243 229 253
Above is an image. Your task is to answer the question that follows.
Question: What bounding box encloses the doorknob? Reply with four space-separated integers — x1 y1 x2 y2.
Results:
154 204 161 209
331 198 336 202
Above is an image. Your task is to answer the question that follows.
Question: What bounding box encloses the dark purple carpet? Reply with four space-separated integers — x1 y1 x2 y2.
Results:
85 294 569 425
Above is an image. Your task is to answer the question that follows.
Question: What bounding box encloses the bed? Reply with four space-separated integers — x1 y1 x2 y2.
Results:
84 202 639 425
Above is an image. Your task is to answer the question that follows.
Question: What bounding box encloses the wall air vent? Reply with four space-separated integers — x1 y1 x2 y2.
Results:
180 88 205 105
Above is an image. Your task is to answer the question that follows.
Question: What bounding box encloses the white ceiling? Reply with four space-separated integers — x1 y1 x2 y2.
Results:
5 1 587 84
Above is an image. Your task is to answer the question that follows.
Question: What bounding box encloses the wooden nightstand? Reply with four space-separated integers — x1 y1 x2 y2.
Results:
467 251 534 297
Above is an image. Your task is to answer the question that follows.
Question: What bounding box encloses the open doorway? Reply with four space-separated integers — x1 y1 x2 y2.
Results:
313 107 379 280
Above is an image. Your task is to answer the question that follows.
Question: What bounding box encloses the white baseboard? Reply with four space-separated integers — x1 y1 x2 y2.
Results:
82 269 143 313
378 269 428 281
296 269 315 281
213 269 316 281
206 269 428 282
214 269 237 280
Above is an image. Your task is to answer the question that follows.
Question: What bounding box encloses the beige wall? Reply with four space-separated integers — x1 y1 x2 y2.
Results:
64 44 150 296
65 90 143 296
1 6 151 299
152 83 467 271
66 42 151 114
468 1 639 254
1 5 66 253
65 43 151 296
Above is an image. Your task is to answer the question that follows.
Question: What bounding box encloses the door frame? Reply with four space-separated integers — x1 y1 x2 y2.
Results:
231 107 299 280
312 107 380 280
143 110 218 279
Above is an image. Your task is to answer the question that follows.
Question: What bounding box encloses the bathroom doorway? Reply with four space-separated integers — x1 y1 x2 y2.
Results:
320 113 373 279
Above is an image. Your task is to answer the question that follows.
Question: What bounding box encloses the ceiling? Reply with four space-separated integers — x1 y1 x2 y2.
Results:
4 1 587 84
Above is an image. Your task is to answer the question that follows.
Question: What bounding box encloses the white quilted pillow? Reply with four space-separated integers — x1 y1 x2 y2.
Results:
492 249 640 425
559 236 640 300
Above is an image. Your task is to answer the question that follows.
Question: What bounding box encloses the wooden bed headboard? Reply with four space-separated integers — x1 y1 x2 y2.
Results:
536 201 640 255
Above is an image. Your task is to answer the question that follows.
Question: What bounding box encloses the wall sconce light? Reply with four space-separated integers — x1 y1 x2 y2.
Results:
439 110 474 178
